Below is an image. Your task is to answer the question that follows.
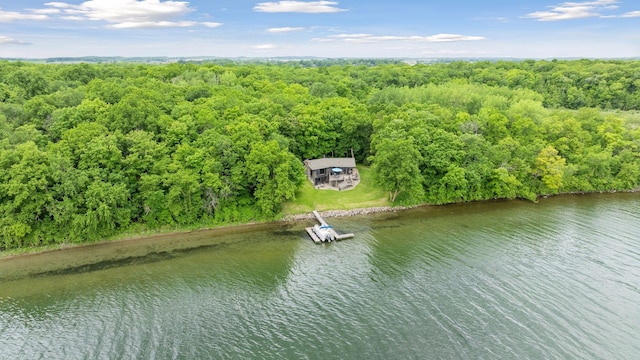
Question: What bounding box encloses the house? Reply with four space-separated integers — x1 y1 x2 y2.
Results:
304 157 357 187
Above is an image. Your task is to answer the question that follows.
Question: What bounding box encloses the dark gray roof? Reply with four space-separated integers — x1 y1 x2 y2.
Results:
305 158 356 170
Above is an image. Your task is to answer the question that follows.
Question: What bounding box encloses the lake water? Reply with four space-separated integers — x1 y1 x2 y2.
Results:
1 194 639 359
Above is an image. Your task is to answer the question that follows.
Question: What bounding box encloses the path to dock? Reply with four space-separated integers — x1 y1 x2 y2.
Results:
313 211 329 227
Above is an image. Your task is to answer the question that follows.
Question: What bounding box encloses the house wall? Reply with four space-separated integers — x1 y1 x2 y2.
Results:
306 166 355 185
310 169 328 185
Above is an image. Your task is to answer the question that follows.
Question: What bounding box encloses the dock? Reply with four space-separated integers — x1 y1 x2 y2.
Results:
305 211 355 244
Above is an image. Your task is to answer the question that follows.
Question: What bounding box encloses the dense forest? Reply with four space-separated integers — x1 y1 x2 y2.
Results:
1 59 639 250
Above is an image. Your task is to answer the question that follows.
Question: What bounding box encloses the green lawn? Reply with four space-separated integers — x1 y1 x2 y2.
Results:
283 166 391 214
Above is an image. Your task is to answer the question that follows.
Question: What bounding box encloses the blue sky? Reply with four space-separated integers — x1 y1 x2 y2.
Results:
0 0 638 58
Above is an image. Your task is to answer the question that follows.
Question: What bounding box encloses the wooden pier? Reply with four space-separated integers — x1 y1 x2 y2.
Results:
305 211 355 244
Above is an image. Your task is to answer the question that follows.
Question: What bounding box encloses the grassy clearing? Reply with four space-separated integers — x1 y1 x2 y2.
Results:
282 166 391 214
603 110 640 127
622 111 640 128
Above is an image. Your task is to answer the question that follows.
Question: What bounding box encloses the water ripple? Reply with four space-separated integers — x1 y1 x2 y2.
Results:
1 194 640 359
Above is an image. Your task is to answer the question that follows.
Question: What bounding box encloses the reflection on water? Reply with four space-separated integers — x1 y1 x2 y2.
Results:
1 194 640 359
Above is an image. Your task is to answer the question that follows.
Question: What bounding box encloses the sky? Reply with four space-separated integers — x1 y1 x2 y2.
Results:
0 0 639 59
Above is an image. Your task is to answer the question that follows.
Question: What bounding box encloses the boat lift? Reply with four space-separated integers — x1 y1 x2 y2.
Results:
305 211 355 244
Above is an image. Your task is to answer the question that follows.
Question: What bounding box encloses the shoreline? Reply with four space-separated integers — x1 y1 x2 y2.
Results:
280 205 416 222
2 189 638 261
0 220 275 261
0 205 414 261
0 205 418 280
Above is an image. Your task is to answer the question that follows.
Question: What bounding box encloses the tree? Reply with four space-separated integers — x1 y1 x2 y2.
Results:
419 128 464 188
371 138 424 202
73 181 131 241
430 166 468 204
0 142 52 248
489 167 522 200
245 141 305 216
106 91 163 133
534 146 567 194
6 67 49 99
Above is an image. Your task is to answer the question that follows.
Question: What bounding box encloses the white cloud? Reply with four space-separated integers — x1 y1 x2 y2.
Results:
0 7 49 22
202 22 223 28
0 35 28 45
254 1 347 13
109 20 222 29
426 34 486 42
29 8 62 15
622 10 640 17
109 20 196 29
43 0 192 22
253 44 277 49
268 26 305 33
332 33 371 39
313 33 485 43
524 0 622 21
45 2 74 9
38 0 220 29
61 16 86 21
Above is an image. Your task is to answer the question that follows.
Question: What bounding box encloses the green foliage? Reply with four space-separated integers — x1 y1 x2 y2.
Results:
370 138 424 203
534 146 567 194
245 140 305 216
367 80 638 206
1 59 640 251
